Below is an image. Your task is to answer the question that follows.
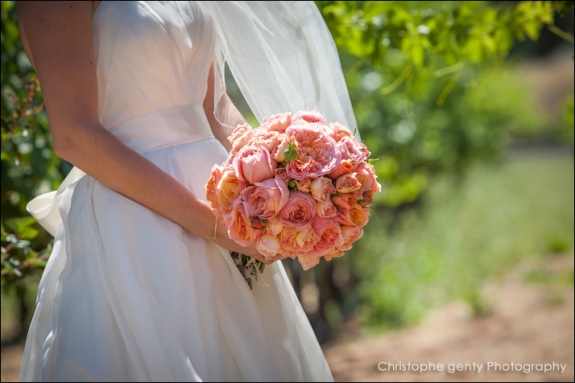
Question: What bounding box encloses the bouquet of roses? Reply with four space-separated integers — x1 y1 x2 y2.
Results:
206 110 380 285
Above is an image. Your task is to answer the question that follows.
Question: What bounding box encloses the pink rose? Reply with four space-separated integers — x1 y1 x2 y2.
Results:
310 176 336 202
285 124 341 179
340 225 364 251
233 145 277 184
257 234 281 260
315 199 338 219
294 110 326 125
261 112 292 133
278 190 316 229
329 122 354 142
328 159 354 180
335 173 361 194
358 142 371 160
206 164 224 213
275 167 291 185
349 203 370 227
216 168 246 215
337 136 366 163
227 200 258 247
295 178 312 193
297 254 321 270
242 177 289 219
308 216 343 257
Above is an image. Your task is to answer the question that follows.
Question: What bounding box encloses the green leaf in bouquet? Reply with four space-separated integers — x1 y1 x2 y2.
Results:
284 140 298 163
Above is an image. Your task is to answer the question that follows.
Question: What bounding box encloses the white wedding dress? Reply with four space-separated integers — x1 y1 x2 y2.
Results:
19 2 333 381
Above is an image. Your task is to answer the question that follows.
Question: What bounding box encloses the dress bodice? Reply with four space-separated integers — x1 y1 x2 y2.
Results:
92 1 215 130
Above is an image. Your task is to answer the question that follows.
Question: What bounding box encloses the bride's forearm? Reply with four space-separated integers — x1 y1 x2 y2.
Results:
55 122 215 240
55 123 276 262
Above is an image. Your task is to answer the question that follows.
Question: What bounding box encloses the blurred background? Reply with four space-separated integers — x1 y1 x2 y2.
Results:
1 1 573 381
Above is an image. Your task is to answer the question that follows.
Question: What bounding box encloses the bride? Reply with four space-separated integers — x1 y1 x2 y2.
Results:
17 1 358 381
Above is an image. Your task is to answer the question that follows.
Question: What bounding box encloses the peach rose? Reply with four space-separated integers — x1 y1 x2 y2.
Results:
328 159 354 180
278 226 299 259
206 164 224 212
324 247 345 261
227 200 257 247
310 177 336 202
354 162 374 194
279 226 319 260
228 123 252 147
315 199 338 219
250 130 280 153
272 134 290 163
216 168 246 215
349 204 370 227
257 234 281 260
228 123 257 156
278 190 316 229
297 254 321 270
295 178 312 193
265 216 284 237
293 226 319 255
233 145 277 184
329 122 354 142
261 112 292 133
340 225 364 251
243 176 289 219
285 124 340 179
309 216 343 257
335 173 361 194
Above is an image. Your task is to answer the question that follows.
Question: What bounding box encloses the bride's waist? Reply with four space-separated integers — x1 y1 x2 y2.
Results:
108 104 215 154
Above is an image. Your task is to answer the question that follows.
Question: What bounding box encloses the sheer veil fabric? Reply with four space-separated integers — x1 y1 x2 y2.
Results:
21 1 356 381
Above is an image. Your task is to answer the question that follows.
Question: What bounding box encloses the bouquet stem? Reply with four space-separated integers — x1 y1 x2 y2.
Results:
230 252 265 290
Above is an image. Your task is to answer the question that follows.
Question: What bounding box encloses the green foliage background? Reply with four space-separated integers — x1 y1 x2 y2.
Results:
1 0 574 343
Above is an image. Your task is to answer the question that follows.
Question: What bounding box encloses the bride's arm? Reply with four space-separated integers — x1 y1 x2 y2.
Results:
203 62 244 152
17 1 275 263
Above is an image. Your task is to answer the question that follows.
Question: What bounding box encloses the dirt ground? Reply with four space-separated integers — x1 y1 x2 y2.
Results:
1 253 573 382
323 253 574 382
